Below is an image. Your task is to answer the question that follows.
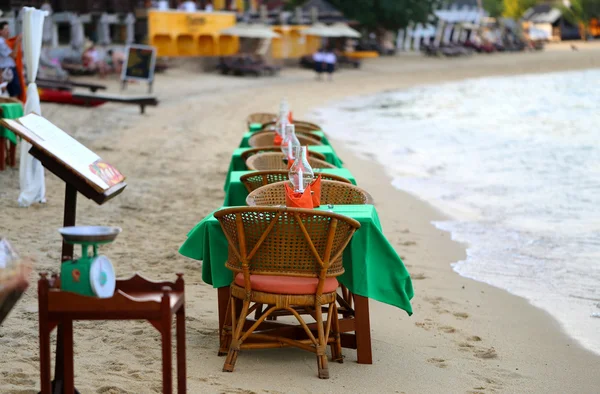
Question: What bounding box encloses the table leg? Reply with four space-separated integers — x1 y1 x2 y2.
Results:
39 318 51 394
8 141 16 167
62 320 75 393
176 307 186 394
162 318 173 394
0 137 6 171
353 295 373 364
217 287 230 333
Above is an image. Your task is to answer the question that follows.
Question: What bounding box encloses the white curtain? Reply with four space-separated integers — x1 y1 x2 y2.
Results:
18 7 47 207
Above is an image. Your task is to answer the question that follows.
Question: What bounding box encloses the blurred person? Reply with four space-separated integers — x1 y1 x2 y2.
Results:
82 40 108 77
323 47 336 81
106 48 125 74
0 22 22 99
312 47 325 80
205 0 214 11
178 0 197 11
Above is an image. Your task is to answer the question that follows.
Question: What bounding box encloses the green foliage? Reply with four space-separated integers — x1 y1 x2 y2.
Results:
483 0 504 17
561 0 600 27
286 0 440 30
502 0 539 19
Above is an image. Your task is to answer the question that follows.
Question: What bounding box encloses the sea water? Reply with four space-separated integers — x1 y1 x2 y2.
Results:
315 69 600 355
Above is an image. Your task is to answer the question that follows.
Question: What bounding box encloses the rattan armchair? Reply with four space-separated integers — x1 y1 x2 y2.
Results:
246 180 373 206
240 147 326 163
246 112 277 128
251 129 323 142
246 152 336 171
241 170 351 193
262 120 322 132
215 207 360 379
248 131 322 148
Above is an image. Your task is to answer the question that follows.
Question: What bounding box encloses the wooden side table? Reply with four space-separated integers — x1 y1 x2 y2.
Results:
38 273 186 394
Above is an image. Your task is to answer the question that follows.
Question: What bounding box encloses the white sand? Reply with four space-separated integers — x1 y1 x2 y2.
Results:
1 42 600 393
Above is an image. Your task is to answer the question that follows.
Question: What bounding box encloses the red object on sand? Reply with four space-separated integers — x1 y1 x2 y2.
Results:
39 89 106 107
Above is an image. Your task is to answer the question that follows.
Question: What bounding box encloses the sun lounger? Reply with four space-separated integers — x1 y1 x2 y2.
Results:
70 92 158 114
37 78 107 93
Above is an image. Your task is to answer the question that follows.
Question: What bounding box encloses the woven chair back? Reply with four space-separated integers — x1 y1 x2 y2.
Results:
246 180 373 206
246 112 277 128
240 147 326 163
251 129 323 142
246 152 336 171
248 132 322 148
214 207 360 278
241 170 351 193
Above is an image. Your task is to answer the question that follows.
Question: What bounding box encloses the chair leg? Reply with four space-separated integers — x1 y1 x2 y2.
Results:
223 298 249 373
330 303 343 363
314 302 329 379
62 320 75 394
161 318 173 394
176 307 186 394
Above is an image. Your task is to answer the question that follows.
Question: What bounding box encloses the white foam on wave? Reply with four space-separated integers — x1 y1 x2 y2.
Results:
314 69 600 355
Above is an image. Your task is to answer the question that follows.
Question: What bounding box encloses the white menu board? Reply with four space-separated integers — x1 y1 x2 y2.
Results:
2 114 124 193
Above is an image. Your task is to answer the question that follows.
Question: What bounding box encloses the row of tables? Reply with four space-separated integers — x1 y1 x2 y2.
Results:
179 119 414 364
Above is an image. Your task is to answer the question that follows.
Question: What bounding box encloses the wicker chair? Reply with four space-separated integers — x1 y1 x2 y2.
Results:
215 207 360 379
246 112 277 128
246 180 373 206
246 152 336 171
250 129 323 142
262 120 322 132
241 170 351 193
240 147 326 163
248 132 322 148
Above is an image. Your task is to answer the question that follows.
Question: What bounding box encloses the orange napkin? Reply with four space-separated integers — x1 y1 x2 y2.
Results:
310 175 322 207
287 159 294 169
274 134 283 146
284 182 313 208
288 111 293 123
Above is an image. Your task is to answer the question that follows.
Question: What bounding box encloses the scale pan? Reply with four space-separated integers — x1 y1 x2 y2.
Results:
58 226 122 243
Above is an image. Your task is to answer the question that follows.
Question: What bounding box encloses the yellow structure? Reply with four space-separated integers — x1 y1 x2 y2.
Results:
271 25 321 59
148 10 239 57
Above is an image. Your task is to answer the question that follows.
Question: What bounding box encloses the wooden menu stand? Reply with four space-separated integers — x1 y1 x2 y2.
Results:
38 273 186 394
28 146 127 394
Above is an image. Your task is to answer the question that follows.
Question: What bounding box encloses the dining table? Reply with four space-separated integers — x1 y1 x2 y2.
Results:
179 204 414 364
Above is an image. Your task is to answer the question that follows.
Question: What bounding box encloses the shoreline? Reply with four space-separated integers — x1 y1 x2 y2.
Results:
1 45 599 392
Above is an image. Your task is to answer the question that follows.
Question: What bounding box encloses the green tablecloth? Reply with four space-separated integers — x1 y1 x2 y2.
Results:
227 146 344 182
0 103 23 145
179 205 414 315
224 168 358 206
239 130 331 148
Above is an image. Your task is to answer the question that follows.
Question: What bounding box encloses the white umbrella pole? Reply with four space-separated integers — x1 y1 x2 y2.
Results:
18 7 47 207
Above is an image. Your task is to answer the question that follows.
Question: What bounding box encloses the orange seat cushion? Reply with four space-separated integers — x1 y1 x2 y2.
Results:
234 273 339 295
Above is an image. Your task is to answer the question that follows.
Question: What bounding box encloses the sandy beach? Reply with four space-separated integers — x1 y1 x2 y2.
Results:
2 43 600 393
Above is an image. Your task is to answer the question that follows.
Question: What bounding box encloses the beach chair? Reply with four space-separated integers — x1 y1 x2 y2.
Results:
215 207 360 378
240 147 326 163
248 132 322 148
240 170 351 193
36 77 107 93
246 180 373 206
246 152 335 171
70 92 158 114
